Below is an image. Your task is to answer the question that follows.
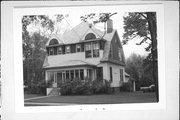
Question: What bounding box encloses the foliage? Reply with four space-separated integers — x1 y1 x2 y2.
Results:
91 79 111 94
120 81 133 92
59 78 111 96
24 81 49 95
80 13 117 23
125 53 145 90
123 12 158 101
22 15 64 91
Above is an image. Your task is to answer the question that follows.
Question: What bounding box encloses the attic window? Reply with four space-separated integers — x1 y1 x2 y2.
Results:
85 33 96 40
49 39 59 45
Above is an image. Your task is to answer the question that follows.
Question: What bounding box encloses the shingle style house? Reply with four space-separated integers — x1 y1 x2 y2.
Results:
43 19 126 91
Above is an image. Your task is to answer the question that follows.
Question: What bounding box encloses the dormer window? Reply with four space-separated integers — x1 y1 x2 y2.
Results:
76 44 81 52
85 33 96 40
57 47 62 54
65 46 70 54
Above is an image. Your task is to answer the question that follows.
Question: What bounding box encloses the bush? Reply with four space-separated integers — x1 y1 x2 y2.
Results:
120 81 133 92
59 78 111 96
92 79 111 94
24 81 50 95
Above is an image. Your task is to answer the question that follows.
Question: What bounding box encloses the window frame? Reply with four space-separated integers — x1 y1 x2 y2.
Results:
92 42 100 57
57 46 62 54
85 43 92 58
65 45 71 54
76 44 81 52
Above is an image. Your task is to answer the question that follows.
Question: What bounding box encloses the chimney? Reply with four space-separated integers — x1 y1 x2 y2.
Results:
107 19 113 33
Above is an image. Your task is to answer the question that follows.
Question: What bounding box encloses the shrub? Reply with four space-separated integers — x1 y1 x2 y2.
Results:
92 79 111 94
120 81 133 92
24 81 50 95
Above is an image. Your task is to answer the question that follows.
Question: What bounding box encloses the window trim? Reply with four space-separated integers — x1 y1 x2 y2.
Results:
85 43 92 58
57 46 62 54
76 44 81 52
65 45 71 54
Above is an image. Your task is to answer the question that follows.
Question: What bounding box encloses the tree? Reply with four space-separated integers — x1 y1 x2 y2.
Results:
123 12 158 101
22 15 64 88
125 53 145 90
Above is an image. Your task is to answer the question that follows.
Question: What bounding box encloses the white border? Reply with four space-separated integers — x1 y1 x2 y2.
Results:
13 3 165 113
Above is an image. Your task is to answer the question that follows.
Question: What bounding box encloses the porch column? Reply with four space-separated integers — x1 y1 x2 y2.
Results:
93 68 96 80
45 71 49 82
84 68 87 79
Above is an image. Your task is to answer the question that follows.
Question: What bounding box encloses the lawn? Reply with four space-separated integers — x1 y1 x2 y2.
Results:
24 92 157 106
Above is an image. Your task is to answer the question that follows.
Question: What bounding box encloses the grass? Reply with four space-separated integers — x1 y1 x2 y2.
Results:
24 92 157 106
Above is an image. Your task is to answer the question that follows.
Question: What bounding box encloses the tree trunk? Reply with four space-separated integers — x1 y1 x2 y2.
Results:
146 12 159 102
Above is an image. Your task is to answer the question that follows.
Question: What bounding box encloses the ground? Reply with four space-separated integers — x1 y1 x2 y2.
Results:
24 92 157 106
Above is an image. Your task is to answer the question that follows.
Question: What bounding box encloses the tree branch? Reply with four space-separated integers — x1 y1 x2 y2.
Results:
138 12 147 19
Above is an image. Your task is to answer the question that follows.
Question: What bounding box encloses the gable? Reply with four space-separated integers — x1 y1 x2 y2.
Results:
109 31 125 63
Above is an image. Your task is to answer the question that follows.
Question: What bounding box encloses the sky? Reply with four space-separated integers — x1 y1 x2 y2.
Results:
27 8 149 59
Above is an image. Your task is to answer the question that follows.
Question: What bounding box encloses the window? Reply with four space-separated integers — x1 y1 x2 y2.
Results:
49 47 54 55
80 69 84 80
118 48 122 61
65 46 70 53
87 69 92 80
49 39 59 45
97 67 103 80
76 44 81 52
120 69 124 82
85 43 92 58
75 70 79 78
70 70 74 80
57 47 62 54
66 70 70 79
110 67 113 82
92 42 99 57
85 33 96 40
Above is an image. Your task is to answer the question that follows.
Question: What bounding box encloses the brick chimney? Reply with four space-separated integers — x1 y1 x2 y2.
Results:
107 19 113 33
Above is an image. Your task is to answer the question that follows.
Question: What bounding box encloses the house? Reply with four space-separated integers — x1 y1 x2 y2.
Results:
43 19 126 95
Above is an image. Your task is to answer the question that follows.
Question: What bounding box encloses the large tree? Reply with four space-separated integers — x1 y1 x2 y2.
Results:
123 12 158 101
125 53 145 91
22 15 64 87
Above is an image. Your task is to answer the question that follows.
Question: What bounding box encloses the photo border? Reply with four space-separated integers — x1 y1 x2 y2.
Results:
2 1 179 120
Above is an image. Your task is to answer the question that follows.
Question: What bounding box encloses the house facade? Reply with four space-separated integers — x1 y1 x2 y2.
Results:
43 19 126 93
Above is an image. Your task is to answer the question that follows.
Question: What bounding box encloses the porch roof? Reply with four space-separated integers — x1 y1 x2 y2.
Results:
43 60 96 69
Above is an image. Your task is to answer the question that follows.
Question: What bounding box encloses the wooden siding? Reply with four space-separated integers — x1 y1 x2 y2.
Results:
109 32 125 64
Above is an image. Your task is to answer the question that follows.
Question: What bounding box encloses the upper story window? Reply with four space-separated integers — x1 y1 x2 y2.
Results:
65 46 71 54
49 39 59 45
118 48 122 61
85 43 92 58
92 42 99 57
76 44 81 52
49 47 54 55
57 47 62 54
85 33 96 40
